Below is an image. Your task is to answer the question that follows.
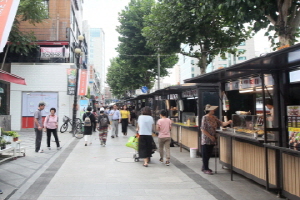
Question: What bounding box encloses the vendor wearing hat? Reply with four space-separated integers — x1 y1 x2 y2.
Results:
200 104 232 175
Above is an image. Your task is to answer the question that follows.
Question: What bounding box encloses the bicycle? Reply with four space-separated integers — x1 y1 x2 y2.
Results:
73 122 84 139
60 116 82 133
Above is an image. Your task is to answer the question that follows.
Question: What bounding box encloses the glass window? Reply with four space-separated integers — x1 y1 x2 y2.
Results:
191 60 194 64
42 0 49 18
239 41 246 46
238 56 247 60
191 67 194 72
238 49 246 53
191 74 194 78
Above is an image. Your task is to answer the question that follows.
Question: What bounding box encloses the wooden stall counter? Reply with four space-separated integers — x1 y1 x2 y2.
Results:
218 129 278 189
172 123 199 151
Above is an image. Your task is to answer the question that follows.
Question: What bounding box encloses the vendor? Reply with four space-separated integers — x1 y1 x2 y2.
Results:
200 104 232 175
265 98 274 121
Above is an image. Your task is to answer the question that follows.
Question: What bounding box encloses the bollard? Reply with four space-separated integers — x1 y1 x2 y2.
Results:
190 148 197 158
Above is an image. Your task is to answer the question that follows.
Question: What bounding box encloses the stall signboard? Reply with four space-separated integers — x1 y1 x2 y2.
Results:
169 94 178 100
225 75 274 91
182 89 197 98
67 69 77 95
40 47 64 60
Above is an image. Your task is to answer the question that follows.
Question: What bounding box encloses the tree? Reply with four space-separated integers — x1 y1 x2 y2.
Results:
204 0 300 47
143 0 251 74
115 0 178 93
6 0 48 56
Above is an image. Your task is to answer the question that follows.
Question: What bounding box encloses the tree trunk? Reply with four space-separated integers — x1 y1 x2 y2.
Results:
279 35 290 46
198 53 207 75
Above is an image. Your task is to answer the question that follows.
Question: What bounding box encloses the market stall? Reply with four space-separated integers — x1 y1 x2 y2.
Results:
184 44 300 199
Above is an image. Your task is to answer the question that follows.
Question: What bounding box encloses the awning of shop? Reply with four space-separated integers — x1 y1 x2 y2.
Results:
36 41 69 46
0 69 26 85
185 43 300 83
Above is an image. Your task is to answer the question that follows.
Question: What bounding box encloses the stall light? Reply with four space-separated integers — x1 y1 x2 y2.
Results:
239 89 254 93
255 87 273 91
187 97 198 100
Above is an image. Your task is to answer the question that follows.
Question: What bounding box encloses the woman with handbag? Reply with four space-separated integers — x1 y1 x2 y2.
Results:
43 108 61 150
136 106 154 167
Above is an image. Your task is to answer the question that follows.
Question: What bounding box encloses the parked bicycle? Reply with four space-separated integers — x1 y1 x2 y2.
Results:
60 116 82 133
73 122 84 139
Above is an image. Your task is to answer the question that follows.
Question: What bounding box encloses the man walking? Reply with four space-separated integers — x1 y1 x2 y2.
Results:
34 102 45 153
109 104 121 138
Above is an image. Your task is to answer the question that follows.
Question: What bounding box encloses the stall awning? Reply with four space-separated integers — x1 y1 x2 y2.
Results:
0 69 26 85
185 43 300 83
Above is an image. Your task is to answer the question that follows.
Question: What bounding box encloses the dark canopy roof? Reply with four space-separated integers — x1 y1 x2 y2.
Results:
184 43 300 83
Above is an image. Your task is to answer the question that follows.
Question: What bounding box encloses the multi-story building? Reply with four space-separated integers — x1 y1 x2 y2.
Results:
7 0 90 130
88 28 105 97
207 37 255 72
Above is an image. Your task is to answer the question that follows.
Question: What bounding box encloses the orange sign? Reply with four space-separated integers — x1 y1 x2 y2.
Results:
0 0 20 52
78 69 88 96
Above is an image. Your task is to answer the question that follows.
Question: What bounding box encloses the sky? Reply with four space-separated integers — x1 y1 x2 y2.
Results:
83 0 131 69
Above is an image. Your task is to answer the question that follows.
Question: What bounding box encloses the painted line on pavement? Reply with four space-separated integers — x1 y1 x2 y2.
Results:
16 139 80 200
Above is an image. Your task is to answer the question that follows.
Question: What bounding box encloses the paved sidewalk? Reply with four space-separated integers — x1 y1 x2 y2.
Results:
1 125 279 200
0 129 76 200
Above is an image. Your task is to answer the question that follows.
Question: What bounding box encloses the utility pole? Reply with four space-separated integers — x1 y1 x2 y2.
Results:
157 49 160 90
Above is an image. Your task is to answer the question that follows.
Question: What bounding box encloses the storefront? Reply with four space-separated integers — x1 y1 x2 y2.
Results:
184 44 300 199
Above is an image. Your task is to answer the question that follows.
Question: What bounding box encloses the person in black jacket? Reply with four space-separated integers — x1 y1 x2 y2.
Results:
82 106 96 146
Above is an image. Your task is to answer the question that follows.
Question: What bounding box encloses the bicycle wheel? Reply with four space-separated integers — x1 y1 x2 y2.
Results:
60 123 68 133
74 123 84 139
75 118 82 125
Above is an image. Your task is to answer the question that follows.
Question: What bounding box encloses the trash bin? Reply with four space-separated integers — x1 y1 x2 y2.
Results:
190 148 197 158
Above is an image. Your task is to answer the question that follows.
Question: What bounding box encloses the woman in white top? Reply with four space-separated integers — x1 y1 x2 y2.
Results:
136 106 154 167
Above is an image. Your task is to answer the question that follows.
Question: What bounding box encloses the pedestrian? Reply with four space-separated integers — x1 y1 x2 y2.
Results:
156 110 172 166
34 102 46 153
43 108 61 150
0 189 2 194
201 104 232 175
92 109 98 132
98 110 110 146
130 106 137 126
82 106 96 146
136 106 154 167
109 104 121 138
120 105 130 136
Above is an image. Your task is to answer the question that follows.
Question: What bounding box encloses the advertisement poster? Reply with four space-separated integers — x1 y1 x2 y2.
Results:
80 100 89 119
22 92 58 116
287 105 300 151
78 69 88 96
67 69 77 95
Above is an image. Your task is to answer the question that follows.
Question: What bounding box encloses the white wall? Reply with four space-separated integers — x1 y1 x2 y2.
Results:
10 63 77 131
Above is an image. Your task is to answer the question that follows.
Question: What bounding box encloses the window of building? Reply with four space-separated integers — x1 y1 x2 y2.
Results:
191 67 194 72
42 0 49 18
191 74 195 78
191 60 194 64
239 41 246 46
238 49 246 54
238 56 247 60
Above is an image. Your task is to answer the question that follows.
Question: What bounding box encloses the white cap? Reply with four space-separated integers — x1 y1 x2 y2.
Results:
100 107 105 111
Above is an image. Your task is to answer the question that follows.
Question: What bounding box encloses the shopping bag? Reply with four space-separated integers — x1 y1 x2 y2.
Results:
126 136 138 150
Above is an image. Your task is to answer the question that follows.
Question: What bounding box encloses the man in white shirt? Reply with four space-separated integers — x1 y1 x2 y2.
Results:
110 104 121 138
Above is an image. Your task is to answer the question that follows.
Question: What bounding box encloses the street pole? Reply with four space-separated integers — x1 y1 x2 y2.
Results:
157 51 160 90
71 35 84 134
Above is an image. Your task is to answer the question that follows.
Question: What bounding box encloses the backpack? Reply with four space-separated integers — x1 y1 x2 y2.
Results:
99 115 109 127
84 113 92 126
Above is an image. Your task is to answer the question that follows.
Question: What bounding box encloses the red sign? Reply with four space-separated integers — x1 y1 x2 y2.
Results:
0 0 20 52
78 69 88 96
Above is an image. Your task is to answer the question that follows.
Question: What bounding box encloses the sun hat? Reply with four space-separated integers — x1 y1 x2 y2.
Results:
205 104 218 111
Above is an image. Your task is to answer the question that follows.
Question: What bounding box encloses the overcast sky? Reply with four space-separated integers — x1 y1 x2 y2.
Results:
83 0 131 69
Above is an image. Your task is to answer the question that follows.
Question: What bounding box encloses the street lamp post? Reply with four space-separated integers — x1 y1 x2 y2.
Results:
72 35 84 134
157 50 160 90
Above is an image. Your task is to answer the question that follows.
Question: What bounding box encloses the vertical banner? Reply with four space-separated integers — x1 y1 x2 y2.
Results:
67 69 77 95
0 0 21 52
78 69 88 96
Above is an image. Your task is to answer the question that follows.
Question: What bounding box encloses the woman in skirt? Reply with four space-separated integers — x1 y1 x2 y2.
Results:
136 106 154 167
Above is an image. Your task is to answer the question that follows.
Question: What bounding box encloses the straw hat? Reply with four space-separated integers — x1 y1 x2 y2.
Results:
205 104 218 111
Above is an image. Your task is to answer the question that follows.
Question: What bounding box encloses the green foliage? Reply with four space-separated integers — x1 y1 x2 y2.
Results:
109 0 178 97
2 131 19 138
202 0 300 47
7 0 48 56
143 0 251 74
